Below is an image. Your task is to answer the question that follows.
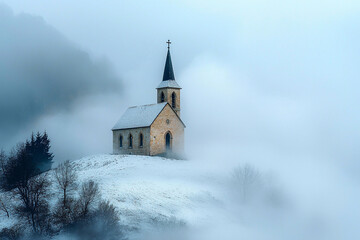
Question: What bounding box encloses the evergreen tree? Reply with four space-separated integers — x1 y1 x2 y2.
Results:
2 131 54 189
3 143 37 190
40 131 54 171
0 149 7 190
26 131 54 172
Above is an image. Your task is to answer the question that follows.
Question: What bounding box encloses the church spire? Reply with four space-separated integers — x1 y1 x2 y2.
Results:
162 40 175 81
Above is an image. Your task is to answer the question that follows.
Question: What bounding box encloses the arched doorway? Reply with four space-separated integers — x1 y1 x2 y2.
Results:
165 132 172 151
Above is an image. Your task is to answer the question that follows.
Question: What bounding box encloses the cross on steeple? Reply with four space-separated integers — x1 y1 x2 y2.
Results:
162 40 175 81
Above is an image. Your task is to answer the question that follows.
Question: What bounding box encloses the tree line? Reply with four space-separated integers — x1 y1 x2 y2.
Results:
0 132 124 240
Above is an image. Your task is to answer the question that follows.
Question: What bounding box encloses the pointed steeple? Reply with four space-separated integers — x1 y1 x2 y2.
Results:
162 40 175 81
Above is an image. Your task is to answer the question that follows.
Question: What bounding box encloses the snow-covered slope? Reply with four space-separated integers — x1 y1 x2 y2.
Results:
71 154 219 231
5 154 351 240
0 154 226 239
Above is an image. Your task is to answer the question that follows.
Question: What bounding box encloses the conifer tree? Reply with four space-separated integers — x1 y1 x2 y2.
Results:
2 131 54 189
40 131 53 171
26 131 54 172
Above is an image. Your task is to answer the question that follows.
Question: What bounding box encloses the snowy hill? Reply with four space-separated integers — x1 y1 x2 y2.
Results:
70 155 219 231
1 154 224 239
2 154 353 240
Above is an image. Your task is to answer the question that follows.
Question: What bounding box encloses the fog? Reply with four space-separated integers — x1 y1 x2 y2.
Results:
0 4 123 160
0 0 359 239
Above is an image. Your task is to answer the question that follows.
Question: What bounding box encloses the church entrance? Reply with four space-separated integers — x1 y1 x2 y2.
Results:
165 132 172 151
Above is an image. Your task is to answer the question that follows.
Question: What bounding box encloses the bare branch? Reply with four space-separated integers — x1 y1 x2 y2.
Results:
77 180 100 217
16 173 51 233
55 160 77 207
232 164 262 203
0 197 10 218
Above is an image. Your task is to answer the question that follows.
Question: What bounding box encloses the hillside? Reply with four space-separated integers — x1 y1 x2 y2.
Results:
70 155 220 230
2 154 351 240
1 154 224 239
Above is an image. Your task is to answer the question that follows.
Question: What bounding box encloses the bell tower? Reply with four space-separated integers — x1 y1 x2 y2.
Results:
157 40 181 116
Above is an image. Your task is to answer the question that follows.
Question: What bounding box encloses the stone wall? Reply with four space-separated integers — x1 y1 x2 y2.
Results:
150 104 184 156
112 127 150 155
157 88 181 116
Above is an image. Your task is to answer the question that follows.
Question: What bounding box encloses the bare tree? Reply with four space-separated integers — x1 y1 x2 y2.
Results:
16 173 51 233
88 200 123 239
76 180 100 218
95 200 120 228
0 197 10 218
53 160 78 226
232 164 262 203
55 160 77 207
0 144 51 233
65 200 124 240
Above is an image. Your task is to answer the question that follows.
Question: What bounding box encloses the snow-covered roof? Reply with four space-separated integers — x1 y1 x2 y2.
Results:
112 102 167 130
156 80 181 89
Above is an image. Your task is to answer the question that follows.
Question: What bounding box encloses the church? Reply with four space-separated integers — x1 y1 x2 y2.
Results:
112 41 185 157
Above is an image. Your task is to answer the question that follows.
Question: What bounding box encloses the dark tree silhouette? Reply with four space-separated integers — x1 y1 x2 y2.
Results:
2 132 54 190
27 131 54 172
16 174 51 234
2 144 38 190
0 133 53 234
0 149 7 190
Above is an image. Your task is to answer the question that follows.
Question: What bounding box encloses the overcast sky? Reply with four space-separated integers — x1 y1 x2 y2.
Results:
1 1 360 238
1 0 358 166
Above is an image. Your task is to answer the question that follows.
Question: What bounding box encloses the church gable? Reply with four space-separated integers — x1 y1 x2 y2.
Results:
149 104 185 156
150 103 185 128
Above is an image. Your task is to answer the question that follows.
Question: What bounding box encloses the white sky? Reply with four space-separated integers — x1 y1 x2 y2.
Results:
2 0 359 166
3 0 360 167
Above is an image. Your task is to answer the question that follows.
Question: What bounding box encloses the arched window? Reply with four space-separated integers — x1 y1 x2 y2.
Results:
119 135 123 148
165 132 172 150
139 133 143 147
171 92 176 108
161 92 165 102
128 134 133 148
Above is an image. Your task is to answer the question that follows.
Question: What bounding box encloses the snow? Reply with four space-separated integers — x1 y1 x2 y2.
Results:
0 216 16 231
0 154 223 237
71 154 219 230
112 103 167 130
0 192 17 230
156 80 181 89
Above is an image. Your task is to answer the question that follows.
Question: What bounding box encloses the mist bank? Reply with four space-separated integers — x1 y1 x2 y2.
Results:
0 4 122 153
